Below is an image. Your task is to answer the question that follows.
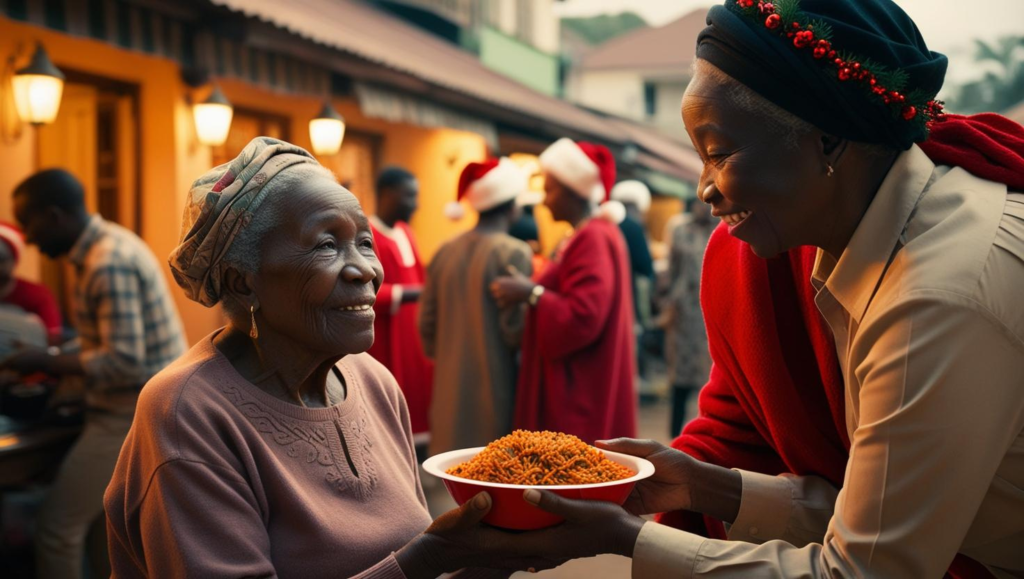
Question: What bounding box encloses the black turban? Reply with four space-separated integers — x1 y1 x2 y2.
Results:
697 0 948 149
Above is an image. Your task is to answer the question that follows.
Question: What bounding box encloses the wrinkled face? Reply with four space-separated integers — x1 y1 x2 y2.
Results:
13 194 69 258
253 175 383 356
0 242 14 288
682 66 828 258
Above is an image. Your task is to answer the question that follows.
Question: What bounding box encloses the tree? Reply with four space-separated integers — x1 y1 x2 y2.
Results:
950 36 1024 114
561 12 648 46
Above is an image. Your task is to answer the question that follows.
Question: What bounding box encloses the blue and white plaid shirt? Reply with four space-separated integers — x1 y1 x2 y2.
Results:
69 216 186 411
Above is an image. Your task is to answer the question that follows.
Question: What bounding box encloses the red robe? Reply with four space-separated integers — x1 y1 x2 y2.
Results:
369 218 433 438
514 219 637 443
659 223 991 579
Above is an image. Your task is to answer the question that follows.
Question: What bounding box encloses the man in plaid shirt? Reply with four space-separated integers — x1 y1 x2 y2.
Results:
5 169 186 579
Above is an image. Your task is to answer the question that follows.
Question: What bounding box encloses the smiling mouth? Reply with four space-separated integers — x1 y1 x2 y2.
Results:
721 211 752 227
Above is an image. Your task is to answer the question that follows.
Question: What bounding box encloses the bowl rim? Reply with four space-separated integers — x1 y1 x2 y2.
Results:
422 446 656 490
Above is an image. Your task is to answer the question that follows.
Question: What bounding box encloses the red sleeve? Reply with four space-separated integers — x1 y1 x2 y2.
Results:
531 227 615 360
11 280 63 337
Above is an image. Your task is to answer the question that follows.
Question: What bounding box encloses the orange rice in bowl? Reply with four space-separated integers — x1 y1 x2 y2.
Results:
423 430 654 530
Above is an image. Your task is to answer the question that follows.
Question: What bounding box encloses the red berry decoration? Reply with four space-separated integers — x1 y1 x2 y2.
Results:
794 30 815 48
732 0 937 129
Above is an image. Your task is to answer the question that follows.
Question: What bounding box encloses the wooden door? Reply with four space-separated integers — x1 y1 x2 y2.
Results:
36 83 99 321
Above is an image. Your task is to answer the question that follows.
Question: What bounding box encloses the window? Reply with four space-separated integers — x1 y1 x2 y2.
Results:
644 82 657 118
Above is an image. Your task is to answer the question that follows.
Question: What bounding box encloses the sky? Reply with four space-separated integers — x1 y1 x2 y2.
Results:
554 0 1024 90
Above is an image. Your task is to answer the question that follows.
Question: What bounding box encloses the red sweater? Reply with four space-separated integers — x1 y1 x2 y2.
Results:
3 278 63 338
514 219 637 443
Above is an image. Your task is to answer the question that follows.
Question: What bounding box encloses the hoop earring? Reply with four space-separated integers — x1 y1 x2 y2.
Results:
826 163 835 178
249 305 259 340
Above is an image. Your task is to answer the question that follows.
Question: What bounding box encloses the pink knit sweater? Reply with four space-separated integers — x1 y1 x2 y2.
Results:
104 334 433 578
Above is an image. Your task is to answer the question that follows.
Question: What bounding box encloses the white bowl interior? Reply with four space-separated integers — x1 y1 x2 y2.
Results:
422 446 655 490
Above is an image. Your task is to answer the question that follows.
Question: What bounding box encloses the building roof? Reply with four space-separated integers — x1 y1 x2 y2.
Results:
579 9 707 72
209 0 625 144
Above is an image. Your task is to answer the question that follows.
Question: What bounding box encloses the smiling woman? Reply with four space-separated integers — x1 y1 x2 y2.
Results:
100 137 569 579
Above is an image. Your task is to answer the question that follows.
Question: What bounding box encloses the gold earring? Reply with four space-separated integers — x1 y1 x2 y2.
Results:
827 163 835 178
249 305 259 340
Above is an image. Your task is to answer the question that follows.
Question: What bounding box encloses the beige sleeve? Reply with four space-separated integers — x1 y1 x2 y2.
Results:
727 471 839 547
632 297 1023 578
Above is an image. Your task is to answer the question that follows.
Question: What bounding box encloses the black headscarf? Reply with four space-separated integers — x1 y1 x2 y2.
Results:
697 0 948 149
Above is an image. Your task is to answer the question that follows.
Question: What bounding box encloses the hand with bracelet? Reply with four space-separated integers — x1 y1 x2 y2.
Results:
489 265 542 308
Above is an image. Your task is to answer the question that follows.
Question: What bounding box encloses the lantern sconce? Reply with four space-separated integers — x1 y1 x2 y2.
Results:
12 43 65 125
1 42 65 144
309 101 345 156
192 84 233 147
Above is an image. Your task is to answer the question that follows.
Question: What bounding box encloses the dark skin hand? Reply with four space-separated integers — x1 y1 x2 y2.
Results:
396 492 569 579
597 439 742 525
489 265 534 308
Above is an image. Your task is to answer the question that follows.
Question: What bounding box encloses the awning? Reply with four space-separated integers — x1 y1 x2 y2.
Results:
636 152 696 199
355 83 498 149
0 0 335 99
601 116 704 184
208 0 628 145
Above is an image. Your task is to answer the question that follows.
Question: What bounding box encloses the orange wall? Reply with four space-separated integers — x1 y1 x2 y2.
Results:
1 19 490 344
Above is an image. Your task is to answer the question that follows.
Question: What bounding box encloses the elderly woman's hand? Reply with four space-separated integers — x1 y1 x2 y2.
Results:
396 492 568 579
597 438 743 524
489 265 536 308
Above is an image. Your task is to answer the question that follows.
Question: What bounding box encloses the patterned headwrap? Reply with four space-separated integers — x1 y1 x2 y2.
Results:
169 136 319 307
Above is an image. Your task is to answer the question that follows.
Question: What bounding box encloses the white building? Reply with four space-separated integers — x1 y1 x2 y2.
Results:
565 10 706 141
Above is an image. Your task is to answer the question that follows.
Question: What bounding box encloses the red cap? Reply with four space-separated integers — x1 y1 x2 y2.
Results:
575 142 616 202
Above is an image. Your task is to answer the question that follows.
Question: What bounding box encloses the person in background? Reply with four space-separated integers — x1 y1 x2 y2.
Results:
610 180 656 394
3 169 186 579
0 221 62 342
491 138 637 443
662 198 714 435
420 158 533 456
367 166 433 454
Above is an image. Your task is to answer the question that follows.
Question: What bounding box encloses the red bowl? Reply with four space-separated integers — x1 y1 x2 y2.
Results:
422 447 655 531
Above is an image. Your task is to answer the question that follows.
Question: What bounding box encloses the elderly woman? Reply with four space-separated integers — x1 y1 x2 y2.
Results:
507 0 1024 577
103 138 562 578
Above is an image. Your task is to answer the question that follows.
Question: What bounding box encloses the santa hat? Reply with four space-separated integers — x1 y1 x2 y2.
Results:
611 180 651 214
445 157 528 220
539 138 625 223
0 222 25 263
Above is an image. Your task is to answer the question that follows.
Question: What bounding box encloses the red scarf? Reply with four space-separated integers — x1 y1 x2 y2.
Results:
919 113 1024 191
